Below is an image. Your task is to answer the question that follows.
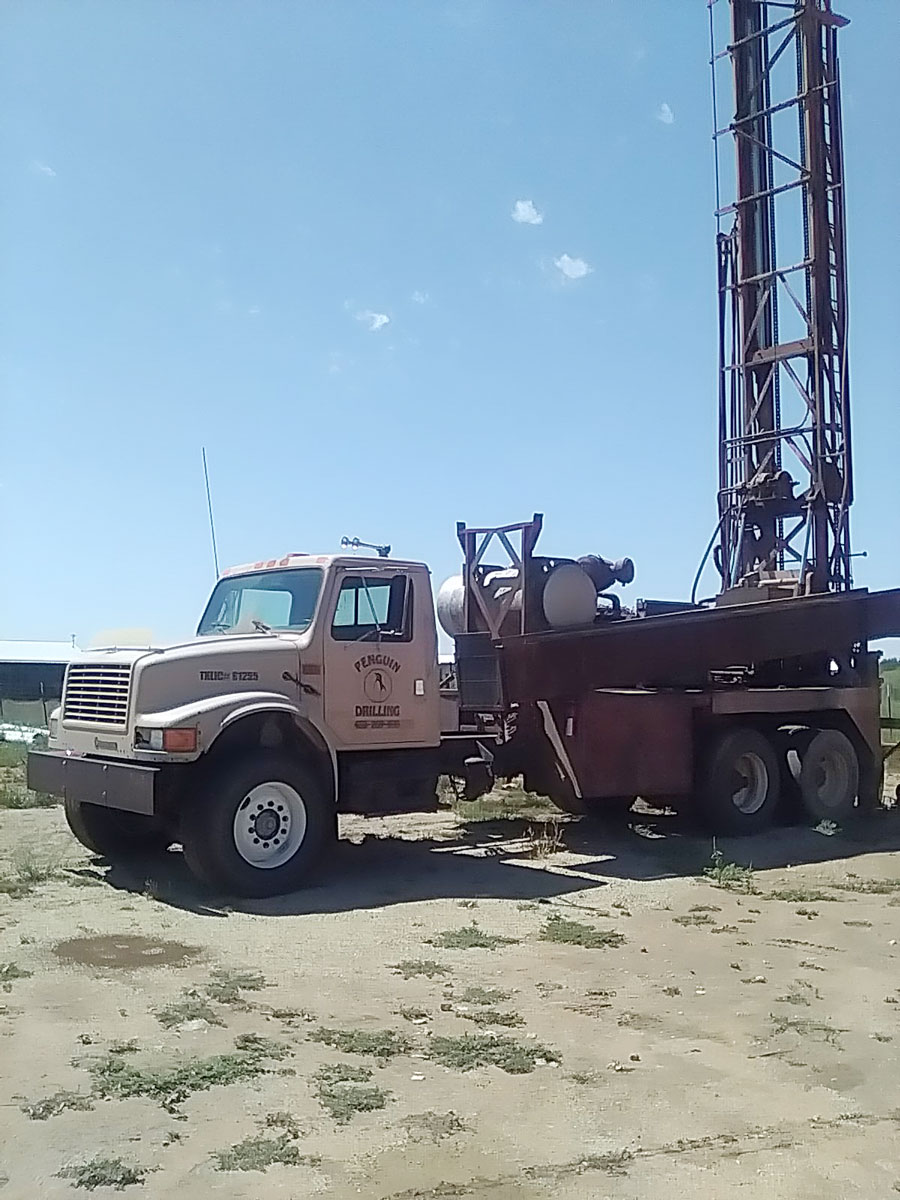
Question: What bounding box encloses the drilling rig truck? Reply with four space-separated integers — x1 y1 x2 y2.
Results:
27 0 900 895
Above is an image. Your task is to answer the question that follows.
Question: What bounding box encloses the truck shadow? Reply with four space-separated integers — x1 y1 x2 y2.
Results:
86 804 900 918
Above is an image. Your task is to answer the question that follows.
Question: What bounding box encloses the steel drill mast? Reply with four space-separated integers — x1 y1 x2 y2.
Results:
712 0 852 598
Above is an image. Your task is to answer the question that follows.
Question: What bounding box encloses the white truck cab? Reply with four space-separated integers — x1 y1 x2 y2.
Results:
29 553 451 897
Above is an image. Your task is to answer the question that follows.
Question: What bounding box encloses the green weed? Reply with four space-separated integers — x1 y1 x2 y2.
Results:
390 959 450 979
212 1130 318 1173
308 1026 412 1060
11 845 62 883
428 924 520 950
398 1005 430 1023
87 1035 289 1112
56 1155 149 1191
108 1040 140 1055
0 781 57 809
0 740 28 768
22 1090 95 1120
154 991 225 1029
452 788 554 824
205 968 267 1004
458 1007 524 1028
427 1033 559 1074
539 914 625 949
312 1063 388 1123
831 877 900 895
457 986 511 1005
673 912 715 926
0 962 32 992
768 887 838 903
703 849 758 894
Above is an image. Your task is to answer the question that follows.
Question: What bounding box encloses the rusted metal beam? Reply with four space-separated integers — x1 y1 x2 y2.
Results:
498 588 900 701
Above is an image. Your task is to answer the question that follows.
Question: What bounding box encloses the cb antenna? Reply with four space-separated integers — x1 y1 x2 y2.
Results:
202 446 220 578
341 535 391 558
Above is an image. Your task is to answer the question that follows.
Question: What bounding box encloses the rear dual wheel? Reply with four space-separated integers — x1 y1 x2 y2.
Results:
699 725 862 835
698 727 780 835
797 729 860 823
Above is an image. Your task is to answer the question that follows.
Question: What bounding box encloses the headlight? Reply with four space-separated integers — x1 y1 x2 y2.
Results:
135 727 197 753
136 728 164 750
49 716 59 739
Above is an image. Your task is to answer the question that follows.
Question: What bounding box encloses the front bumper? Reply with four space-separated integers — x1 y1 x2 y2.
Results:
27 750 159 816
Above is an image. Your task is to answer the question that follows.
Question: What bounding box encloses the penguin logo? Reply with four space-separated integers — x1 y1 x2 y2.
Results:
363 668 393 702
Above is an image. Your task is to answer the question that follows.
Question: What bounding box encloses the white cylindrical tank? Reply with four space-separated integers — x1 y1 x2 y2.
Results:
438 563 597 636
540 562 598 628
437 575 466 638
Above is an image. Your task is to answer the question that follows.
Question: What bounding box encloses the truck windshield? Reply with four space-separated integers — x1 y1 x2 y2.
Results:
197 568 323 636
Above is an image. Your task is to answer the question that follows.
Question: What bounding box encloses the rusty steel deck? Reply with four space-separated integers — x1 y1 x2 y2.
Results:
497 587 900 701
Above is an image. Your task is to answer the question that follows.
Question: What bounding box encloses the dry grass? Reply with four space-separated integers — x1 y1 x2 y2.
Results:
523 819 565 858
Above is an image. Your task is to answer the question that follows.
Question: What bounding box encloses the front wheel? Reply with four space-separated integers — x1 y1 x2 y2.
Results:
181 752 335 897
697 727 780 835
64 796 171 858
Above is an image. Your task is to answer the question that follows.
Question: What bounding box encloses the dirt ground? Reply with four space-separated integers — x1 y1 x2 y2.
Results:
1 789 900 1199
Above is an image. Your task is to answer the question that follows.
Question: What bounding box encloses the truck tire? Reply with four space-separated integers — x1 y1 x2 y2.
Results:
698 727 780 835
181 752 335 897
64 796 171 858
774 727 815 822
798 729 859 823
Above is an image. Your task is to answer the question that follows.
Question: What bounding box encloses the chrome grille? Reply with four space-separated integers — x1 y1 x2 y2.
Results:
62 663 132 728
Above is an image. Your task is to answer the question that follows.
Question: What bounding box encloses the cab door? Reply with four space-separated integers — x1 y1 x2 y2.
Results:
322 568 440 749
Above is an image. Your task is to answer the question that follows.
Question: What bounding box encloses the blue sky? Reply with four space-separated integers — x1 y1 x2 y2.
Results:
1 0 897 649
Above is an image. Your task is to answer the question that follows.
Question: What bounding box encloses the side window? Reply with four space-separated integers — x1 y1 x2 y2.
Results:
331 575 413 642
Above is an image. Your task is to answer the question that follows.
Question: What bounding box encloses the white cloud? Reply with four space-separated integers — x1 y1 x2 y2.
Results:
512 199 543 225
31 160 56 177
656 102 675 125
248 305 261 316
554 253 593 281
356 309 390 332
411 290 429 304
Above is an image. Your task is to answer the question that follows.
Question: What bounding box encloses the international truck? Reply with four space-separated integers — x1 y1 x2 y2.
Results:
27 514 900 896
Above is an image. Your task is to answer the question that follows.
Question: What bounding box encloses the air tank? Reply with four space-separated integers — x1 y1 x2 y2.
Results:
437 562 599 637
437 575 466 638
